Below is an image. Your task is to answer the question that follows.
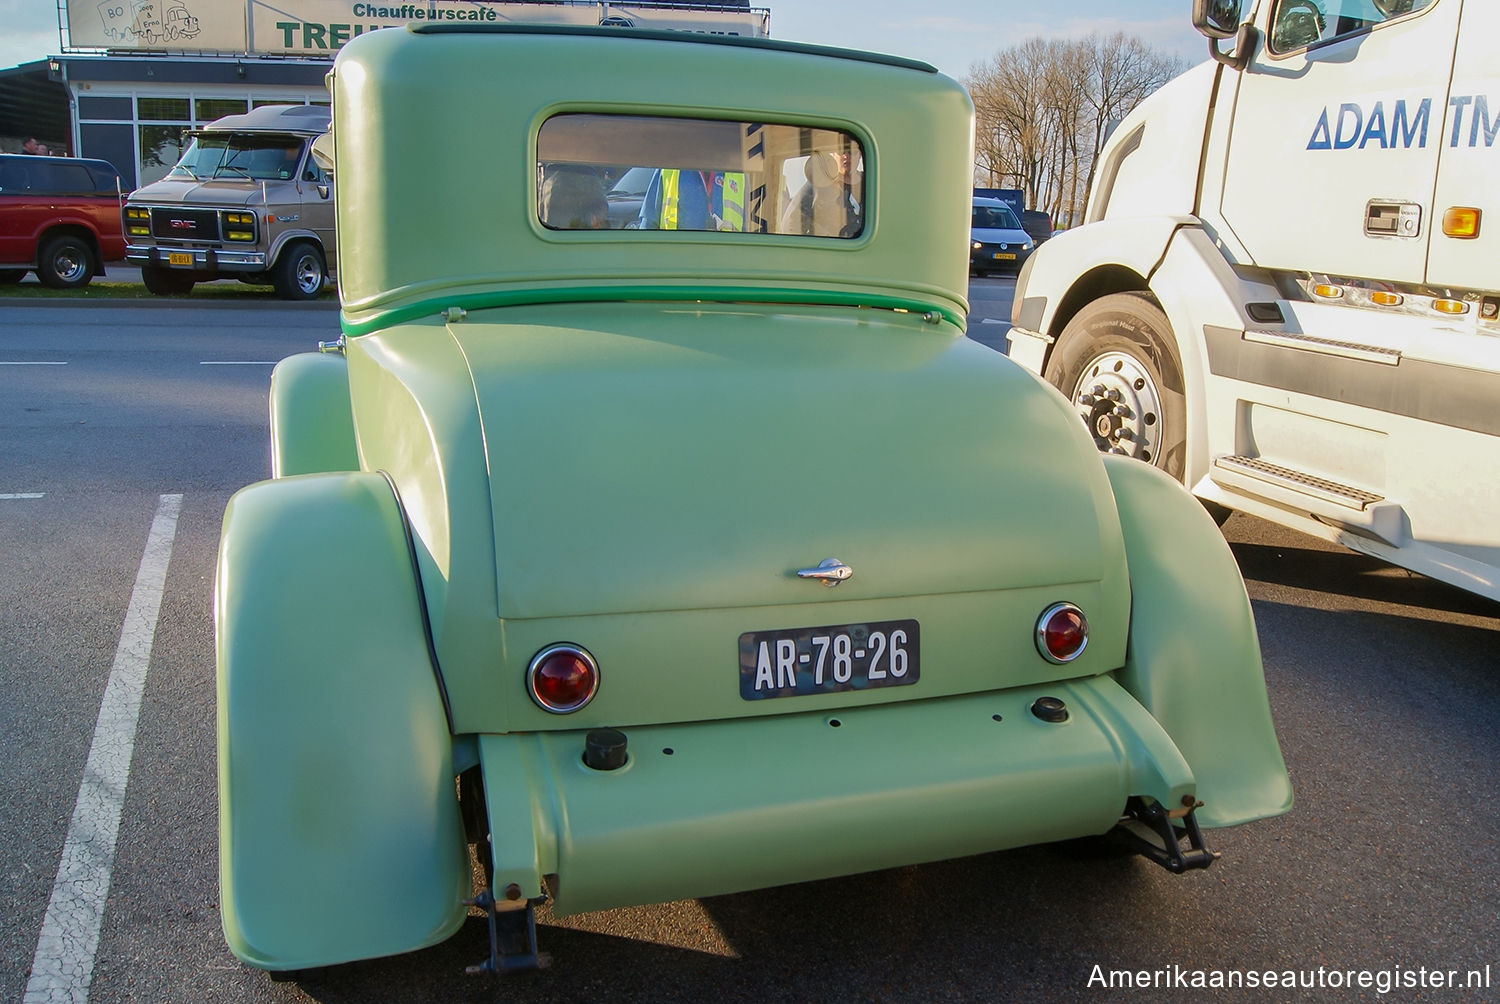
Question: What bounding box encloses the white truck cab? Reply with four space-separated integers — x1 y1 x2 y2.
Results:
1009 0 1500 601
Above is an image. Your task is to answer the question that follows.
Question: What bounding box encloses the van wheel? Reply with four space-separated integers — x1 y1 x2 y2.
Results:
1044 292 1188 481
141 265 196 296
37 235 95 289
0 268 27 284
272 243 326 301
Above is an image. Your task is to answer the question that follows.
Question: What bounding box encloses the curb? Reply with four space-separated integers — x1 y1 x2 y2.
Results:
0 296 338 310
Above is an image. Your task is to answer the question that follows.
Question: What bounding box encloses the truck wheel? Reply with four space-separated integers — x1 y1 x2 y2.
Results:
1044 292 1187 481
37 235 95 289
141 265 196 296
272 242 326 301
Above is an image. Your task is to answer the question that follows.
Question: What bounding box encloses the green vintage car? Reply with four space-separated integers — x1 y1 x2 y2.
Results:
214 23 1292 977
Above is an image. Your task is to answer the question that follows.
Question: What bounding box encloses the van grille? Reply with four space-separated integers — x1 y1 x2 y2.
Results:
150 208 220 241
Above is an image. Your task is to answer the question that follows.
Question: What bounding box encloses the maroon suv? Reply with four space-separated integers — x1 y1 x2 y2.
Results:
0 154 127 288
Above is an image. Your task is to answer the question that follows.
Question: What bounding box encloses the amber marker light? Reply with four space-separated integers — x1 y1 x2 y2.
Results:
1442 207 1480 239
1370 291 1403 307
1036 603 1088 664
527 643 600 713
1312 284 1343 299
1433 298 1470 315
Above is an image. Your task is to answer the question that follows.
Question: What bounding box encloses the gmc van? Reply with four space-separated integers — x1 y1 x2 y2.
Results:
123 104 333 300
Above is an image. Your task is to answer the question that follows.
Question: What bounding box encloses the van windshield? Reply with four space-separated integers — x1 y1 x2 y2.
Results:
171 133 306 182
972 204 1021 230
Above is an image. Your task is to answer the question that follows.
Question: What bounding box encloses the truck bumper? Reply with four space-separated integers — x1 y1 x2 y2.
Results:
480 674 1199 916
126 243 267 271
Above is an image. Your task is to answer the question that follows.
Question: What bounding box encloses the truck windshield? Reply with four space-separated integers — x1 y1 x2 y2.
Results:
537 113 865 237
170 133 306 182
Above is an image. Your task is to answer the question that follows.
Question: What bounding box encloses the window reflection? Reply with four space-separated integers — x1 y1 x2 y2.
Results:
537 114 864 238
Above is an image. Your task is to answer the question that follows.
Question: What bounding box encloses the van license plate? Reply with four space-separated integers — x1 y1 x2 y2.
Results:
168 252 192 266
992 252 1016 260
739 619 919 700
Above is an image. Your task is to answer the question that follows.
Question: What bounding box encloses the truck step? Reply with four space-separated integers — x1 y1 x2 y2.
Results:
1212 455 1383 510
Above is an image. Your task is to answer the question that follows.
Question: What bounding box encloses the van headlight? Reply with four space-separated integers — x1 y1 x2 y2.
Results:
220 210 257 242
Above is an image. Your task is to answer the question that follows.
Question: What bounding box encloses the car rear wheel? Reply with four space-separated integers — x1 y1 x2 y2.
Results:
272 242 326 301
141 264 196 296
37 235 95 289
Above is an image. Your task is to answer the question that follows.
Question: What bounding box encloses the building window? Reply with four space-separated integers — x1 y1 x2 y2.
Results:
195 98 249 121
139 125 188 187
137 97 191 121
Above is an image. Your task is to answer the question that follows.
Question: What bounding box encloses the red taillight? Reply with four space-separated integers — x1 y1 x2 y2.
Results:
527 643 600 713
1036 603 1088 664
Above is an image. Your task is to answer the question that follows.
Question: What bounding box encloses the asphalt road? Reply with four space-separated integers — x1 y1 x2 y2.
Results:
2 288 1496 1002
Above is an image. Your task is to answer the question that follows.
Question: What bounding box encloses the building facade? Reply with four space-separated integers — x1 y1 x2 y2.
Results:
0 2 765 191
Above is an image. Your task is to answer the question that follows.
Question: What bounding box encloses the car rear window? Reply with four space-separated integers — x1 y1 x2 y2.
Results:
537 113 865 238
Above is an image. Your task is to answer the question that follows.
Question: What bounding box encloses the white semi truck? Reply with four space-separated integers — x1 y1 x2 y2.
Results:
1007 0 1500 601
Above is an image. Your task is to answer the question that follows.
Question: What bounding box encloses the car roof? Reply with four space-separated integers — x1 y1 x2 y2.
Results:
0 153 119 171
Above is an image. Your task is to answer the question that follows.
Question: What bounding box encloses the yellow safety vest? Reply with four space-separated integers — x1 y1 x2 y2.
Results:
721 172 745 232
658 170 746 231
660 169 681 230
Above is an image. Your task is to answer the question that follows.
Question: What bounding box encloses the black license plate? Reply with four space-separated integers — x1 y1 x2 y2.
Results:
739 619 919 700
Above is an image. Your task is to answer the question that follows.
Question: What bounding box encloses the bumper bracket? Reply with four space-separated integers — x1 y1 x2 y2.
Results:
1112 795 1220 873
464 890 550 976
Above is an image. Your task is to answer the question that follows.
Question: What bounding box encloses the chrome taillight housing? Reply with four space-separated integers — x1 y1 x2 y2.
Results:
527 643 600 713
1035 602 1088 664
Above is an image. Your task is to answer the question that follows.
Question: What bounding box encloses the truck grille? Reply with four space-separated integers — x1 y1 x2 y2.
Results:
150 208 220 242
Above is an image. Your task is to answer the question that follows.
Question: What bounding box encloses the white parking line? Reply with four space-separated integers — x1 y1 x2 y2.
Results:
24 494 183 1004
0 361 67 366
0 493 46 500
199 361 277 366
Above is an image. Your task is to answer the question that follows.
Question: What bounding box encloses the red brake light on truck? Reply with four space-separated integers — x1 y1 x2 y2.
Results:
1036 603 1088 664
528 643 600 713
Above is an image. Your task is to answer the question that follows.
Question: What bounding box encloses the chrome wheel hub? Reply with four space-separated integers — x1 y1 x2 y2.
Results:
1072 351 1162 464
295 256 322 295
54 251 86 283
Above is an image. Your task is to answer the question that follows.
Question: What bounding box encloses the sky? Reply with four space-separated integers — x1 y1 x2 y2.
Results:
0 0 1208 81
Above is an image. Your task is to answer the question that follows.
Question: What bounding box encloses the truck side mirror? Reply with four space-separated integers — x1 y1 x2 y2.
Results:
1192 0 1243 39
1192 0 1256 70
317 183 330 200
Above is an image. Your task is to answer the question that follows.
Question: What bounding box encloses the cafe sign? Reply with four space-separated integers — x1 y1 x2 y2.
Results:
65 0 769 54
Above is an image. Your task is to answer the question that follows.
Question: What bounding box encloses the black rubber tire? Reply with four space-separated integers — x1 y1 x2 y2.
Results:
0 268 27 284
141 264 196 296
1043 291 1188 481
271 242 326 301
36 234 95 289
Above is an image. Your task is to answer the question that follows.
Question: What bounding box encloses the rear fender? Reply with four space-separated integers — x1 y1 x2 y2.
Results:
269 351 358 477
215 471 467 969
1103 454 1293 828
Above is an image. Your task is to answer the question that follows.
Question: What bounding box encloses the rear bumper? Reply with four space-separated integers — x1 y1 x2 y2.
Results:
126 243 267 271
480 674 1197 916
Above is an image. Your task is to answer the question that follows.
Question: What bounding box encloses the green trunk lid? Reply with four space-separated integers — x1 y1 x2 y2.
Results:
455 302 1124 619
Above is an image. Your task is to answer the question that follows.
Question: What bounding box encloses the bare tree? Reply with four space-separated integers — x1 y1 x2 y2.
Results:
967 33 1185 227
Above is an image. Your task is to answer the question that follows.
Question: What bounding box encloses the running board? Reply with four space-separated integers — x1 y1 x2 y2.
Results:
1211 455 1408 546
